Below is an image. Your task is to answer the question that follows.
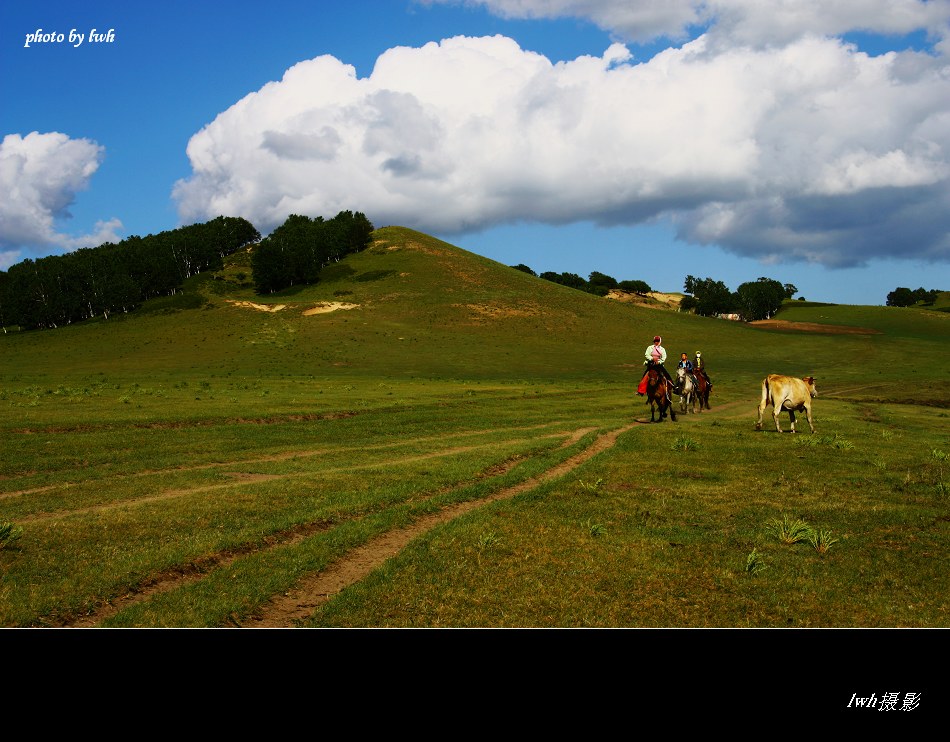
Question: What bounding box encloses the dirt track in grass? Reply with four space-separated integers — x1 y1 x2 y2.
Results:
60 398 753 629
243 397 752 627
59 422 635 628
238 422 638 628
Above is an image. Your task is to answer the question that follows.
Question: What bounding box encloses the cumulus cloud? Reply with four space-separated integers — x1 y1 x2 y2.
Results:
174 8 950 269
0 131 123 266
422 0 950 47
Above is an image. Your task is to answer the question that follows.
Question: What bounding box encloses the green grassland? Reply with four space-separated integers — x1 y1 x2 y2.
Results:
1 226 948 627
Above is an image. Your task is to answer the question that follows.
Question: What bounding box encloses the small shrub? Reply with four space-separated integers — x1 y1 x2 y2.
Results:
745 548 767 577
931 449 948 462
808 529 839 555
0 522 23 550
477 531 501 551
576 478 604 495
584 518 606 538
766 514 812 545
671 435 699 451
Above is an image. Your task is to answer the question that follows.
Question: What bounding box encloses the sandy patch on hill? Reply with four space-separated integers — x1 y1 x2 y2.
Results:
228 300 287 312
607 289 683 309
227 300 359 315
302 302 359 315
749 319 882 335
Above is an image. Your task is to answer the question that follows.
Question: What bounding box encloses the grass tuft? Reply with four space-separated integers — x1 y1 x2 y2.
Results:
671 435 699 451
766 514 812 545
0 522 23 550
576 478 604 495
808 529 839 556
744 548 767 577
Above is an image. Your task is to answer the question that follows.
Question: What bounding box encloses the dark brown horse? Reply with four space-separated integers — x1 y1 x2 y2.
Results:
646 367 677 422
694 370 711 410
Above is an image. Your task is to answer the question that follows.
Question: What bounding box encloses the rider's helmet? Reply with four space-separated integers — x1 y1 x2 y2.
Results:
654 335 661 342
695 351 701 357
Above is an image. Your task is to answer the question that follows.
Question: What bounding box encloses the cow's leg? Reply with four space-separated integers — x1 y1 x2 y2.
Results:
788 409 797 433
804 404 815 433
773 407 783 433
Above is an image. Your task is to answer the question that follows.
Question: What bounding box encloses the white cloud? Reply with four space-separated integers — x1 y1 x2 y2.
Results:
174 26 950 269
0 131 123 258
422 0 950 46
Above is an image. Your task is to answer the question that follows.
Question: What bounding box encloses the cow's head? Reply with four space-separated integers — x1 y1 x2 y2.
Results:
804 376 817 397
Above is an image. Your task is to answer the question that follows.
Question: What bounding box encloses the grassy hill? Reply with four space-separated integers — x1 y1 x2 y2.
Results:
1 226 948 629
5 225 947 397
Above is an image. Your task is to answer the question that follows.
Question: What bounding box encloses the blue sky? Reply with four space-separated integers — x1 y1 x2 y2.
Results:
2 0 949 305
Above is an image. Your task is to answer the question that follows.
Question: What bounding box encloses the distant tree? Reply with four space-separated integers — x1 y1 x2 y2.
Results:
251 210 374 294
735 277 787 321
330 210 374 255
0 271 9 332
886 286 944 306
588 271 618 292
683 275 736 316
886 287 916 306
540 271 587 291
783 283 798 299
679 295 698 312
618 279 651 294
511 264 536 276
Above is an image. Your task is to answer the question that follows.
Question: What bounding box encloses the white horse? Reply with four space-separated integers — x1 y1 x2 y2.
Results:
677 367 698 413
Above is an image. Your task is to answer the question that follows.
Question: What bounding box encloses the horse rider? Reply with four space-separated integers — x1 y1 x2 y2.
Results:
677 352 699 390
638 335 677 395
694 351 712 389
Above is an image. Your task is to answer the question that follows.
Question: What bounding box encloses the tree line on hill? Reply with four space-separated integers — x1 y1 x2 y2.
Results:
885 286 944 307
0 216 260 331
511 264 652 297
680 275 799 321
0 210 375 331
251 211 374 294
512 263 798 321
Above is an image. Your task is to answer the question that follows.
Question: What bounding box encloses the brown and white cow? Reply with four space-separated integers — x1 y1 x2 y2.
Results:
754 375 817 433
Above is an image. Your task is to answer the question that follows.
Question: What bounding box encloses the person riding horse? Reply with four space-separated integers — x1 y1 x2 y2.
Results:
694 351 713 389
677 353 699 390
638 335 678 395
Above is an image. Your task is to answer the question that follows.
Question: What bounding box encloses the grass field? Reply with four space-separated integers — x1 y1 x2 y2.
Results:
1 227 948 628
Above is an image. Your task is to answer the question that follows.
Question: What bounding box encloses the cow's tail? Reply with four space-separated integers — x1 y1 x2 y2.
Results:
761 376 772 407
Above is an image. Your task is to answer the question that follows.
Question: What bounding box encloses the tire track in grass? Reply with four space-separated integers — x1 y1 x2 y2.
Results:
56 427 598 627
17 432 575 523
238 422 638 628
0 422 566 501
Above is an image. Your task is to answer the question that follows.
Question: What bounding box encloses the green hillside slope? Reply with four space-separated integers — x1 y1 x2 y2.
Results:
2 225 949 406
